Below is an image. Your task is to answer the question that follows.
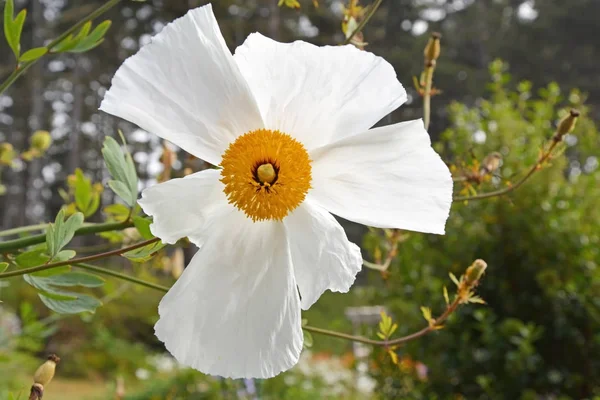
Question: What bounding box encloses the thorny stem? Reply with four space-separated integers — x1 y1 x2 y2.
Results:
343 0 383 45
75 262 170 292
0 220 133 253
304 296 462 346
0 0 122 95
0 237 159 278
453 138 560 202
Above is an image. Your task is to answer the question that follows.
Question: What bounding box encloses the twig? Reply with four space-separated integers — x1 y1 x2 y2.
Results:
343 0 383 45
75 262 169 292
453 138 560 202
0 237 159 278
0 220 133 253
0 0 122 95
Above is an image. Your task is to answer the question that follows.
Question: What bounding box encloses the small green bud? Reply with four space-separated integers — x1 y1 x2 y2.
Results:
555 109 580 140
465 259 487 286
0 143 16 165
30 130 52 152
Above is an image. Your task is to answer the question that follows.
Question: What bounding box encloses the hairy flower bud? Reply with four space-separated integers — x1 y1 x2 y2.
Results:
30 130 52 152
33 354 60 386
424 32 441 65
464 259 487 286
555 109 580 140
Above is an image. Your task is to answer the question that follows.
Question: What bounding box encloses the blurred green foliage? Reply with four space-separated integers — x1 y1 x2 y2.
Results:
363 60 600 399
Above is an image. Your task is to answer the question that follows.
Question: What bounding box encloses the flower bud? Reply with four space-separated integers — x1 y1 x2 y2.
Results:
33 354 60 386
424 32 441 64
464 259 487 286
30 130 52 152
480 152 502 175
555 109 580 140
0 143 16 165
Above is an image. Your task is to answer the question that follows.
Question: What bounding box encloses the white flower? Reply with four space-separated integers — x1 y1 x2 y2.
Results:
100 4 452 379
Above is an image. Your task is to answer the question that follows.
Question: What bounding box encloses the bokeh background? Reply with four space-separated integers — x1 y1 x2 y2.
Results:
1 0 599 399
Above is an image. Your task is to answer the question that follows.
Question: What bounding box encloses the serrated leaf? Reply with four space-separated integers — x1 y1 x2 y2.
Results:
122 240 165 262
133 216 153 239
443 286 450 305
38 292 101 314
0 262 8 273
19 46 47 62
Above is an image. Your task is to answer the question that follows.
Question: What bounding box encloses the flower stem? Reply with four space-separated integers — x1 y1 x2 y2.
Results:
343 0 383 45
0 220 133 253
0 237 158 278
74 262 169 292
453 138 560 202
0 0 122 95
423 64 435 130
304 296 462 346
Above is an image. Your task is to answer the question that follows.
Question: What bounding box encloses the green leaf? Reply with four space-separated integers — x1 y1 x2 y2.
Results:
102 136 138 206
0 262 8 273
74 168 92 213
303 330 313 348
57 212 84 253
4 0 26 60
39 292 101 314
443 286 450 305
55 249 76 262
45 272 105 288
37 290 78 301
18 46 47 62
70 20 112 53
15 249 49 267
133 216 153 239
45 224 55 258
50 33 78 53
31 266 71 277
104 203 131 221
122 241 165 262
108 180 134 207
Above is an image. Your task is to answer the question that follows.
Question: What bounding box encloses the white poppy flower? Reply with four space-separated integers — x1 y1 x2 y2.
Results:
100 4 452 379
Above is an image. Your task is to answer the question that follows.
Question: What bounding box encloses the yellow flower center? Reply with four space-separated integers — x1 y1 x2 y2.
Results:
220 129 312 221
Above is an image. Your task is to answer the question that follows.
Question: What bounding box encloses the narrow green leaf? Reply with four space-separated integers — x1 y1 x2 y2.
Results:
50 33 77 53
443 286 450 305
303 330 313 348
45 224 55 258
85 20 112 44
0 262 9 273
37 289 78 301
3 0 16 56
108 180 133 207
18 46 47 62
122 241 165 262
69 38 105 53
57 212 84 252
74 168 93 213
10 9 26 58
133 216 153 239
15 249 49 267
45 272 105 288
103 203 131 221
31 266 71 277
38 292 101 314
85 192 101 217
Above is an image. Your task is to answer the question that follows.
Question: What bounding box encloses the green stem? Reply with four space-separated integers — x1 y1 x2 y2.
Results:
454 138 560 202
0 220 133 253
0 223 49 237
75 263 169 292
343 0 383 45
0 237 158 278
423 65 435 130
0 0 122 95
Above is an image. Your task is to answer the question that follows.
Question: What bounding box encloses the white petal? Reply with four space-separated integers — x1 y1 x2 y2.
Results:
284 199 362 310
154 207 302 379
138 169 224 246
233 33 406 150
100 5 263 165
308 119 452 234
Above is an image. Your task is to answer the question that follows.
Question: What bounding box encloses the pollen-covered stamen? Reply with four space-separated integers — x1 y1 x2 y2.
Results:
220 129 312 222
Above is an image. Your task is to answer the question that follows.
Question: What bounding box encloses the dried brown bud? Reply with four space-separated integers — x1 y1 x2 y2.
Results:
29 383 44 400
555 109 580 140
480 152 502 175
33 354 60 386
424 32 441 64
464 259 487 286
